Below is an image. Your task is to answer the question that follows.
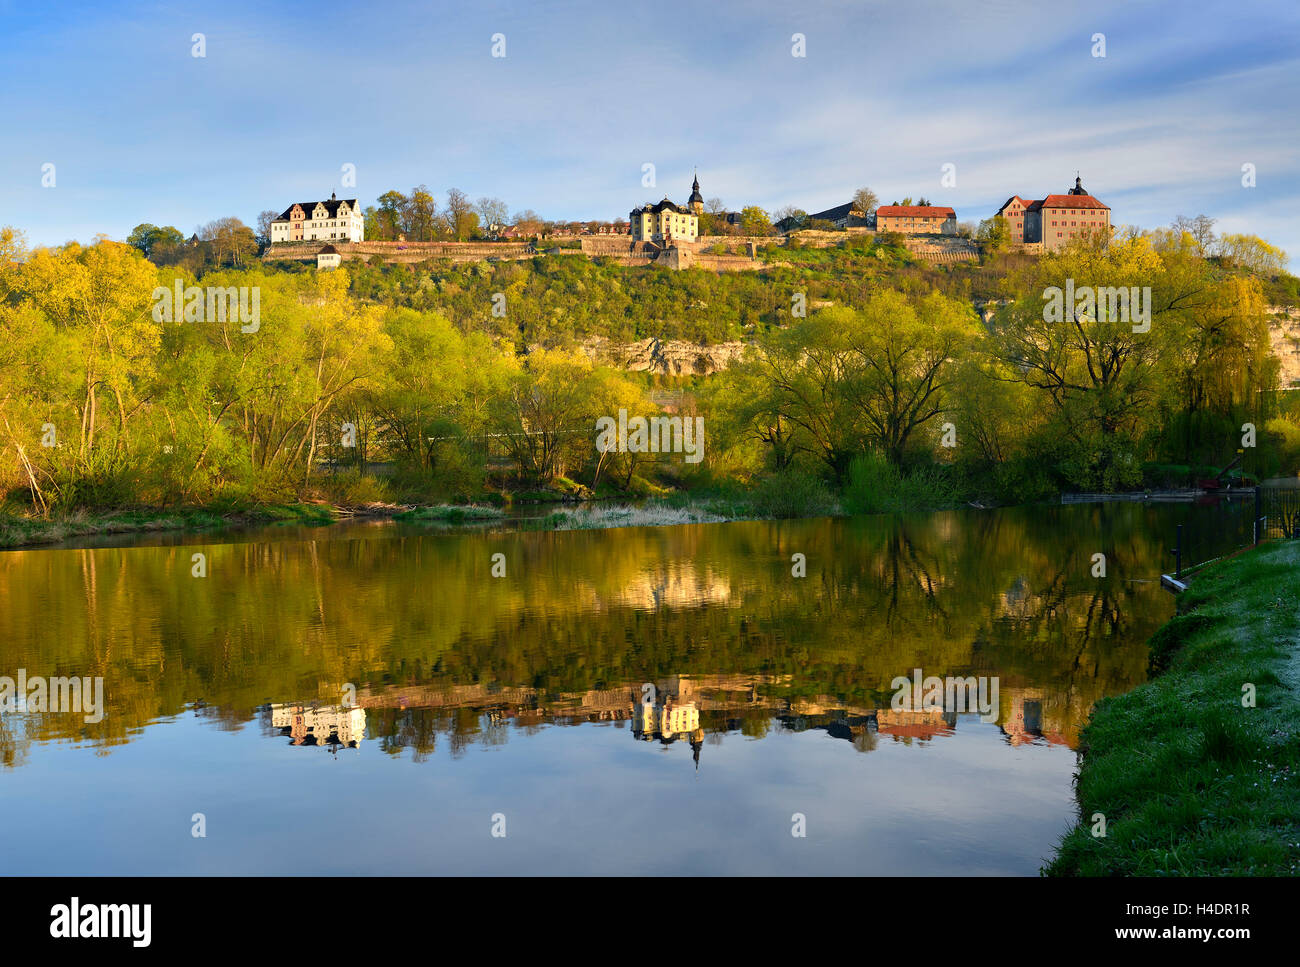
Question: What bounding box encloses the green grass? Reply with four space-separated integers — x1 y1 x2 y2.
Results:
0 503 335 549
391 504 505 524
1045 540 1300 876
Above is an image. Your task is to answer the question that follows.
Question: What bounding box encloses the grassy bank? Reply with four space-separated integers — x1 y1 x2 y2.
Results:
0 503 336 549
1046 540 1300 875
0 488 844 549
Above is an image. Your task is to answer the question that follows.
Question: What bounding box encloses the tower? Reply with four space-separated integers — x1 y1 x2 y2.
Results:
688 172 704 215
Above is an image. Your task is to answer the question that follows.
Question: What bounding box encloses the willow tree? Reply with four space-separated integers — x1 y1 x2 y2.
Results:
752 291 979 479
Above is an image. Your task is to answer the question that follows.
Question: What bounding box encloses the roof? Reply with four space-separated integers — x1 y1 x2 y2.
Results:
876 205 956 218
807 202 863 222
317 244 339 255
275 198 359 221
631 198 693 215
1035 194 1109 211
996 196 1031 215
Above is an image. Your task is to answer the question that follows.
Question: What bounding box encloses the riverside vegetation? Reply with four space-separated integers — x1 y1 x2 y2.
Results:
0 221 1297 544
1047 540 1300 876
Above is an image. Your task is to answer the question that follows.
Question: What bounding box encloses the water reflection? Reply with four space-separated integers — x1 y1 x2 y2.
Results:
0 503 1200 873
268 702 366 751
0 504 1182 768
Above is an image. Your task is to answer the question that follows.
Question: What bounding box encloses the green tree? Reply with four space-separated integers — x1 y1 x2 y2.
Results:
740 206 772 236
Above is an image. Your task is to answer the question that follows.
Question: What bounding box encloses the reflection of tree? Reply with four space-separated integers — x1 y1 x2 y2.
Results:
0 503 1176 764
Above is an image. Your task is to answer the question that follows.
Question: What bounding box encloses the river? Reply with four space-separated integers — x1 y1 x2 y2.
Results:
0 502 1243 874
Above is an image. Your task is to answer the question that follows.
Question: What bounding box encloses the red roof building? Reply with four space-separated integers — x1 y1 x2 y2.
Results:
875 205 958 235
996 177 1111 250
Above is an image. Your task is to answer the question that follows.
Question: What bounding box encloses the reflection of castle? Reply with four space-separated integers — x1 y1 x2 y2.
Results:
632 687 705 768
270 703 366 751
997 688 1071 747
344 671 1087 763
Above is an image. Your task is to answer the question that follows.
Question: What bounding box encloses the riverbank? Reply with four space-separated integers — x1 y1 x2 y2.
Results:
0 503 339 549
0 496 789 549
1046 540 1300 876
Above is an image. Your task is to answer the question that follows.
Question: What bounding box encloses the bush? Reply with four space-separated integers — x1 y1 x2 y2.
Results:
841 454 963 514
749 469 836 519
314 469 393 505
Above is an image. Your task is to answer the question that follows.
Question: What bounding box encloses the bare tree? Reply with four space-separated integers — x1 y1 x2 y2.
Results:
853 187 879 214
476 196 509 232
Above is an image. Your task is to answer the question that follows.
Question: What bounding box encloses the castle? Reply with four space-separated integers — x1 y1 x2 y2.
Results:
995 176 1110 251
629 175 703 243
269 193 364 244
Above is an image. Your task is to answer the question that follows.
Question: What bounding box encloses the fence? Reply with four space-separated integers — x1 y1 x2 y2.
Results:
1168 486 1296 578
1258 485 1300 539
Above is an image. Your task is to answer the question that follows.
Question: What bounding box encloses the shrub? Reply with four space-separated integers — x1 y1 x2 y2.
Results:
841 454 963 515
314 469 393 506
749 469 836 519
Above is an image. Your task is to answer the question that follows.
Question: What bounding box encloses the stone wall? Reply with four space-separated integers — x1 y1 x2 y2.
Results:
265 240 534 264
903 236 980 263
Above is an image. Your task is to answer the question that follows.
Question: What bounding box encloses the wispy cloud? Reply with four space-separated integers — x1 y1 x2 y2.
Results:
2 0 1297 258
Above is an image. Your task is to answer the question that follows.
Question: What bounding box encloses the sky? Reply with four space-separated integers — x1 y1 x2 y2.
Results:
3 0 1298 257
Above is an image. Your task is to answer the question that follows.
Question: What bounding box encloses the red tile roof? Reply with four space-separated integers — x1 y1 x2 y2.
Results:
1036 194 1109 210
997 196 1032 215
876 205 956 218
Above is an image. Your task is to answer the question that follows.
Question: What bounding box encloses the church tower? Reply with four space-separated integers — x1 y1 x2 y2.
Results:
688 172 704 215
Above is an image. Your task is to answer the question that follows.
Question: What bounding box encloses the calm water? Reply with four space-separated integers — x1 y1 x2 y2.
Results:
0 503 1216 875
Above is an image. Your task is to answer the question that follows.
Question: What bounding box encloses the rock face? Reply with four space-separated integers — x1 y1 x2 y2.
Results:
1268 307 1300 387
579 336 748 376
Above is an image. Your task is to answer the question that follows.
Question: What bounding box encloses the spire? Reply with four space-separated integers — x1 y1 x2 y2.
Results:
1069 174 1087 195
688 170 704 211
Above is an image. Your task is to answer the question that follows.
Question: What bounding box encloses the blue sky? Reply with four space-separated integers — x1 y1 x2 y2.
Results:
3 0 1298 258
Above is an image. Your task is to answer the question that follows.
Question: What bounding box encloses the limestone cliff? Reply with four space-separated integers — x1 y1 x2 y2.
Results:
577 336 748 376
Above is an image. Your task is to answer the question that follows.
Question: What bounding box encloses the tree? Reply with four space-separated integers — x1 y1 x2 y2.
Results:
126 224 185 259
374 190 408 240
773 207 808 232
126 223 160 255
476 197 509 233
0 226 29 301
976 216 1011 256
740 206 772 236
199 217 258 268
491 348 599 482
991 235 1174 489
1171 214 1217 255
256 210 278 252
15 240 161 458
1216 233 1288 275
444 188 476 241
512 210 544 237
750 291 979 477
404 186 437 242
852 187 879 215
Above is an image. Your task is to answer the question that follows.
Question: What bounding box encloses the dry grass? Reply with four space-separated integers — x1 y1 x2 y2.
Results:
548 503 729 530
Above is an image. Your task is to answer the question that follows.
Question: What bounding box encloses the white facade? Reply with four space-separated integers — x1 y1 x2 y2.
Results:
270 193 364 244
